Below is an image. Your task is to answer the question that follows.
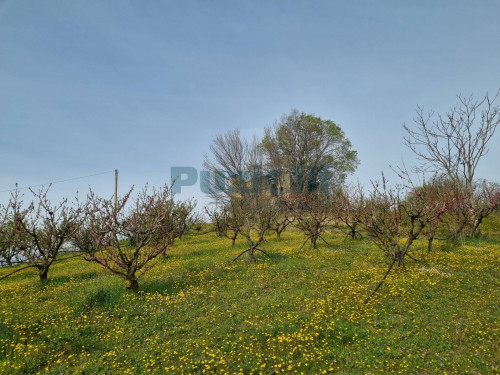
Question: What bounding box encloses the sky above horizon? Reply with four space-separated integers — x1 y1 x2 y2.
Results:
1 0 500 207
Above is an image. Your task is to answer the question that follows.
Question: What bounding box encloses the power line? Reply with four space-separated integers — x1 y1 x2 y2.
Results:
0 170 115 193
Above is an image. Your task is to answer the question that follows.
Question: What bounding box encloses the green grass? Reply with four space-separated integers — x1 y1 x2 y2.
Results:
0 219 499 374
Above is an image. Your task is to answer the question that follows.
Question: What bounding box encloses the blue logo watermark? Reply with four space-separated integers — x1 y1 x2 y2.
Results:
171 166 335 195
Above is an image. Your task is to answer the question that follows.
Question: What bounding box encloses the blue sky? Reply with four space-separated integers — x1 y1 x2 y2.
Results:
1 0 500 207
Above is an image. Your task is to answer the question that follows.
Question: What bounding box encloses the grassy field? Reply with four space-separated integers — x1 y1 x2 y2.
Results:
1 216 499 374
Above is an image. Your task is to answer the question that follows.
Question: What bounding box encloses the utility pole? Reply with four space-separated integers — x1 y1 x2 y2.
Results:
114 169 118 212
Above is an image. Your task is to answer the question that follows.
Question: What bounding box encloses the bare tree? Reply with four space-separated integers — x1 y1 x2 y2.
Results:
231 196 279 262
413 176 500 241
403 91 500 237
469 180 500 236
416 175 471 245
359 174 449 304
203 129 264 202
286 193 333 250
85 184 192 291
269 197 294 240
335 183 365 241
0 206 19 267
360 175 447 268
415 176 448 252
403 91 500 192
3 186 84 281
173 199 199 240
205 204 241 246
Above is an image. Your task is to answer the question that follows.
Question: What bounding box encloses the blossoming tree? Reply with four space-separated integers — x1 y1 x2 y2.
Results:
85 184 194 290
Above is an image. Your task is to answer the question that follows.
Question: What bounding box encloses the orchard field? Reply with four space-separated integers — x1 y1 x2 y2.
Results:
1 216 499 375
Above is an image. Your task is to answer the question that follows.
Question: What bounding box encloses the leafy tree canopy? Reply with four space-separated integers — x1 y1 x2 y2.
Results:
261 109 359 193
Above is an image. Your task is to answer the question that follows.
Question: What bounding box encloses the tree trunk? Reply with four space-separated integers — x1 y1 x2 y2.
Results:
127 278 139 291
248 248 256 263
396 249 405 267
469 216 483 237
349 224 357 239
310 235 317 249
39 267 49 282
231 236 236 246
427 237 434 253
276 230 281 240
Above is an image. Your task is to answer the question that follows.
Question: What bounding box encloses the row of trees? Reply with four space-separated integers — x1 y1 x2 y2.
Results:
206 176 500 261
1 91 499 295
1 172 498 290
0 185 197 290
203 92 500 268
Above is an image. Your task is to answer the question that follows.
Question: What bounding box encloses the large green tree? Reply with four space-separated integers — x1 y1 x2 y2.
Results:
261 110 359 194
